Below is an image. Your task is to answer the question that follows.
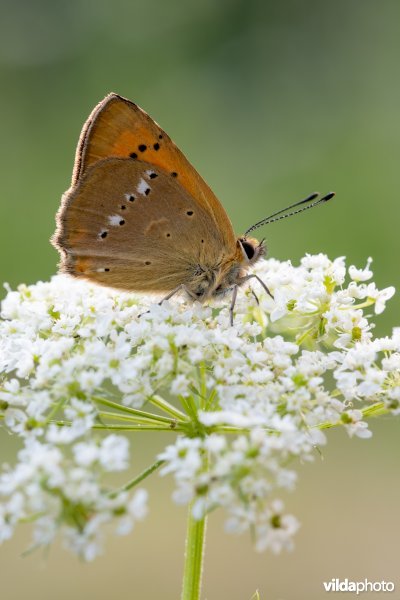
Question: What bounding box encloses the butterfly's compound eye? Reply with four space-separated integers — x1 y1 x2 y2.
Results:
241 240 255 260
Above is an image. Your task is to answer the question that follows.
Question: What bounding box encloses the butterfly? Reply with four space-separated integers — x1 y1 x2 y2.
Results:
52 93 334 324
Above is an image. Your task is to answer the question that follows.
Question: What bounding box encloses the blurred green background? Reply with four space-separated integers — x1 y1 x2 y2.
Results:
1 0 399 598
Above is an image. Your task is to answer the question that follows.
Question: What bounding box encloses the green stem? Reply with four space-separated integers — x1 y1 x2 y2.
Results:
51 420 182 431
91 423 180 431
180 395 199 422
216 425 279 434
199 362 207 406
44 396 68 426
181 503 207 600
97 410 174 427
362 401 388 418
92 396 179 425
110 459 165 497
296 327 314 346
353 298 376 310
149 394 188 420
315 401 389 430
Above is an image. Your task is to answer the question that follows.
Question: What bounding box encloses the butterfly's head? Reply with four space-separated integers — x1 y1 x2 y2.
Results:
237 237 266 265
198 237 265 300
213 237 265 296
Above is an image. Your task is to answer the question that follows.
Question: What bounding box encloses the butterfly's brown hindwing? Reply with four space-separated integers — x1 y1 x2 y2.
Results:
53 158 237 293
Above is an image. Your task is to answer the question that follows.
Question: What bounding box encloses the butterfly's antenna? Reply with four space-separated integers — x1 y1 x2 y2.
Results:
244 192 335 237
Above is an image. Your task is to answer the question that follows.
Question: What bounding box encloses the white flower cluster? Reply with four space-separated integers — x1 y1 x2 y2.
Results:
0 255 398 558
0 435 147 560
159 431 303 553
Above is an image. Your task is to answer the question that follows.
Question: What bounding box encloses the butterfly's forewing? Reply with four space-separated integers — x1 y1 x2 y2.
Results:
54 158 233 292
72 93 236 251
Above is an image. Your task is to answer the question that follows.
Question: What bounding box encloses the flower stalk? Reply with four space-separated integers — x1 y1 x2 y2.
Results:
92 396 183 425
110 459 165 497
181 503 208 600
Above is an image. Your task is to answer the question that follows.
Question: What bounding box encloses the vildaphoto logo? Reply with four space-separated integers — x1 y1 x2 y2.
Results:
323 579 395 594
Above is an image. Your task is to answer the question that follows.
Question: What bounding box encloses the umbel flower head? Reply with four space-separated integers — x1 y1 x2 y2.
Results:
0 255 398 559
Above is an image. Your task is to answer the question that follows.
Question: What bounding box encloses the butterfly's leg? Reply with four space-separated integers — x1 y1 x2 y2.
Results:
251 288 260 305
158 284 186 305
229 285 238 326
138 284 185 318
242 274 274 300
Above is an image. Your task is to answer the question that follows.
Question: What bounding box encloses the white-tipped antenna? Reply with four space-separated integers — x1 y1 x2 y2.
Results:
244 192 335 237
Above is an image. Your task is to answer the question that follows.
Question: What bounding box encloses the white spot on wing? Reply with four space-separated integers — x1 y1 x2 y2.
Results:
137 178 150 195
108 215 121 226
